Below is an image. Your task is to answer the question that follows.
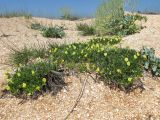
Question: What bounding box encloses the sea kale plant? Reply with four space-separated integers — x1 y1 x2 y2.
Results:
31 23 65 38
141 47 160 76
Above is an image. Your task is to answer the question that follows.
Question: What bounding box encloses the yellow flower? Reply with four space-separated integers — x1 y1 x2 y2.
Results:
104 53 107 57
65 51 68 54
128 77 133 82
61 59 64 63
143 55 147 59
42 78 47 83
96 43 99 48
28 93 32 96
17 73 21 77
124 58 129 62
81 50 84 54
7 78 13 83
136 52 140 56
117 69 121 73
115 38 119 41
31 70 35 76
5 85 10 90
72 52 76 55
84 54 88 57
36 86 40 91
134 55 137 59
101 48 104 51
91 45 94 49
96 67 100 73
22 83 27 88
127 61 131 66
73 45 76 49
53 48 58 53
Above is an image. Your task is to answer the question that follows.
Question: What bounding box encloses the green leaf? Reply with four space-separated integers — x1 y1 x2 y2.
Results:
144 62 149 69
152 65 157 72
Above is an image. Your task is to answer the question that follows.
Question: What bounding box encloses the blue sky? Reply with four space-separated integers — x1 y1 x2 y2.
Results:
0 0 160 17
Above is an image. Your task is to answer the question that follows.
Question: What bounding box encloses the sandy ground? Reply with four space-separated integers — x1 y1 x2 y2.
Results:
0 15 160 120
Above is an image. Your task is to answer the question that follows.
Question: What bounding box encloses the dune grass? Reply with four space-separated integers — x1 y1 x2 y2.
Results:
0 11 32 18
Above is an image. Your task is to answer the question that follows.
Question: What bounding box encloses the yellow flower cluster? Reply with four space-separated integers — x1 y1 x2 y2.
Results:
124 57 131 66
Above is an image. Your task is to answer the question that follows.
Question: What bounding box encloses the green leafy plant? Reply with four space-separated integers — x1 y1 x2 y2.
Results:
77 23 96 36
95 0 147 36
141 47 160 76
95 0 125 35
108 14 147 36
7 36 160 97
5 61 65 97
42 26 65 38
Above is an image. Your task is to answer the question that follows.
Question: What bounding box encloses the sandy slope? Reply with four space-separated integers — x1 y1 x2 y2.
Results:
0 15 160 120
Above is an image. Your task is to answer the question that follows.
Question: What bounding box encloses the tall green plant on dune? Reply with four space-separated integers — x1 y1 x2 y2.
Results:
95 0 125 35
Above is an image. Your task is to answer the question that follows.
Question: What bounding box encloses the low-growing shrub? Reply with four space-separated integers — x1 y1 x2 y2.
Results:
6 36 160 98
49 36 143 90
77 23 95 36
5 61 65 97
42 26 65 38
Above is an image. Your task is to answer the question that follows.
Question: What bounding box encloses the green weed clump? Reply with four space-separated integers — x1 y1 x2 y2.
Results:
42 26 65 38
9 47 48 66
77 23 96 36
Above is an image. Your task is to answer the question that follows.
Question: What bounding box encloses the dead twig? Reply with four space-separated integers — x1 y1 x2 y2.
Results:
63 74 88 120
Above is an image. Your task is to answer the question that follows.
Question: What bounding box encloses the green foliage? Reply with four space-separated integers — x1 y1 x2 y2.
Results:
108 14 147 36
5 61 58 96
30 23 65 38
95 0 125 35
7 35 160 96
141 47 160 76
9 47 48 66
95 0 147 36
42 26 65 38
77 23 96 36
49 36 144 89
